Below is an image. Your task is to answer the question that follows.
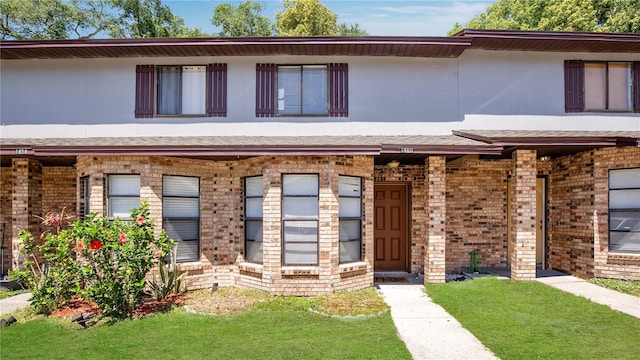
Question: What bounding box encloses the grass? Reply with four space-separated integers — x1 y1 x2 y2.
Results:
0 288 28 300
588 278 640 297
426 277 640 360
0 287 410 360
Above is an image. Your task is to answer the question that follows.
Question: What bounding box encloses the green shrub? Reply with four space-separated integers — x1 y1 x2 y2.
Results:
10 208 80 314
148 245 187 300
72 203 172 318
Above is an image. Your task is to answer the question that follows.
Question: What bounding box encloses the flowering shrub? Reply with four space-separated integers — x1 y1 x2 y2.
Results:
10 208 81 314
72 203 171 318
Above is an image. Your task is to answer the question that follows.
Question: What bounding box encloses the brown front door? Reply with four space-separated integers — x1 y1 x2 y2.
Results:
374 184 408 271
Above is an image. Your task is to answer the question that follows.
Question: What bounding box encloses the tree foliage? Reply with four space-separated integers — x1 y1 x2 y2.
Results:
275 0 366 36
108 0 206 38
0 0 115 40
449 0 640 35
0 0 207 40
211 0 273 36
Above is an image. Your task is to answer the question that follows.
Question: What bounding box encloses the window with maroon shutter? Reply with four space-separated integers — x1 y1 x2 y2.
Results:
329 63 348 117
566 60 636 113
135 64 227 118
256 63 349 117
256 63 275 117
135 65 155 118
207 63 227 117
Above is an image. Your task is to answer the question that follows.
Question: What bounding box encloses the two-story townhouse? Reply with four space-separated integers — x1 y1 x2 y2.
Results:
1 30 639 295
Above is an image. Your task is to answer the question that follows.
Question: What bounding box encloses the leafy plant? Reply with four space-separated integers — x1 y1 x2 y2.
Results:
148 245 187 300
10 208 80 314
72 203 172 318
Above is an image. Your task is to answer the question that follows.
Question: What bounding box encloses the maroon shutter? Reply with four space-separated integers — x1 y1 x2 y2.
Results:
633 62 640 113
135 65 155 118
564 60 584 113
256 63 275 117
207 63 227 117
329 63 348 117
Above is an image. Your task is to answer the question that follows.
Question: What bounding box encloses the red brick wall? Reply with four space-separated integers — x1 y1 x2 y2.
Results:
593 147 640 280
42 166 77 218
548 151 596 277
0 168 12 274
446 159 510 272
549 146 640 280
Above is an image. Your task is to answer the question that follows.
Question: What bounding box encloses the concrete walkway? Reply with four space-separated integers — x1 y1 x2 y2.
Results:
377 282 498 360
0 292 31 316
535 274 640 319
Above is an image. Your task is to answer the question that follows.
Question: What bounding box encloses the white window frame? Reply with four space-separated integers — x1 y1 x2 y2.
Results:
157 65 207 116
106 174 140 219
163 175 200 262
339 176 362 263
244 176 264 264
609 168 640 253
276 65 328 116
282 174 319 266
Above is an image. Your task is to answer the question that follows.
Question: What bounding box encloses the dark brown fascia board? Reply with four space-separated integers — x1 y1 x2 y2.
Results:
0 145 381 157
452 131 637 147
0 37 472 59
0 36 471 47
456 29 640 41
380 144 503 155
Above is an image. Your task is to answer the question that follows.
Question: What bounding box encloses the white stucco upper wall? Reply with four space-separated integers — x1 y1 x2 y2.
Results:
1 50 638 138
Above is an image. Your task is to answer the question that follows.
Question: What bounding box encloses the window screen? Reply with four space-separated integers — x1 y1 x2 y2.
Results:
163 175 200 262
282 174 319 265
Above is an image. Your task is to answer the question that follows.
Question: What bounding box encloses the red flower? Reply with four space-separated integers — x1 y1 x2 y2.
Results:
136 216 145 225
119 232 127 245
90 239 102 251
77 241 83 252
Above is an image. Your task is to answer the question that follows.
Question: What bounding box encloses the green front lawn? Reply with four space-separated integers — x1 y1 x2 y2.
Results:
426 277 640 360
588 278 640 297
0 294 410 360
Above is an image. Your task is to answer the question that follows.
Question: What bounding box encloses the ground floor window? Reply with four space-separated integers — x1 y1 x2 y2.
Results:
244 176 263 263
107 175 140 218
163 175 200 262
339 176 362 263
282 174 319 265
609 168 640 252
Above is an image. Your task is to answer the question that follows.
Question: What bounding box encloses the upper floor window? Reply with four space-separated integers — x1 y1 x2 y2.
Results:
565 60 640 113
135 64 227 118
282 174 319 265
277 65 327 115
107 175 140 218
158 66 206 116
256 63 348 117
609 168 640 253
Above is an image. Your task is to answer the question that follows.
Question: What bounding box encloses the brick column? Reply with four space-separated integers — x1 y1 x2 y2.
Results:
425 156 446 283
11 158 42 270
510 150 537 280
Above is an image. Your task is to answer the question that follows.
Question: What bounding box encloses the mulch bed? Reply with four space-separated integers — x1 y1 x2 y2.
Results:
50 294 188 319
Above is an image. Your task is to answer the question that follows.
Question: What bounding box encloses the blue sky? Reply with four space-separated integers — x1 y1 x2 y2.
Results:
165 0 494 36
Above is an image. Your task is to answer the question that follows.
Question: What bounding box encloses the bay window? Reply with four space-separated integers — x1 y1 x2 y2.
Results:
163 175 200 262
282 174 319 265
245 176 264 263
107 175 140 218
339 176 362 263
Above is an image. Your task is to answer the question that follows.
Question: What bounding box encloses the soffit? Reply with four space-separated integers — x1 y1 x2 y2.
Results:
457 29 640 53
0 37 470 60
